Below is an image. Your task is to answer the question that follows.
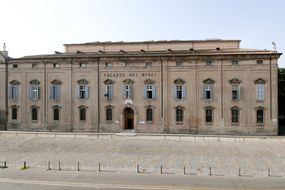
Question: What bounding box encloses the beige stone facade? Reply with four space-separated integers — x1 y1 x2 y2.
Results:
0 40 282 135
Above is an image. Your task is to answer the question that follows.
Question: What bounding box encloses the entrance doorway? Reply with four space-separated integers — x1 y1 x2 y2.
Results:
124 107 134 130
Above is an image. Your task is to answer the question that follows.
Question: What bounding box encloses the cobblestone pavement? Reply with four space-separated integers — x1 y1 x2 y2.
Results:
0 135 285 177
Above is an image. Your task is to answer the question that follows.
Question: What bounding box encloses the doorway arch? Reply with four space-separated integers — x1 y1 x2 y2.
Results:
123 107 134 130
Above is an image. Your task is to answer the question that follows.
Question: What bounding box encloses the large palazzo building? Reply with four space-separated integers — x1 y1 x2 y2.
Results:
0 39 282 135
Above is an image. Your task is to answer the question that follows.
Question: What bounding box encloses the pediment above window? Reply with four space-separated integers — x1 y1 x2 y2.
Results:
10 80 20 85
255 78 266 84
231 106 240 110
52 105 62 109
77 79 89 85
78 105 88 109
10 105 20 108
123 78 134 84
51 80 62 85
29 79 40 85
144 79 155 84
204 106 214 110
175 106 185 110
255 106 265 110
145 105 156 109
104 79 115 85
173 78 185 85
229 78 241 84
105 105 114 109
31 105 39 109
203 78 215 84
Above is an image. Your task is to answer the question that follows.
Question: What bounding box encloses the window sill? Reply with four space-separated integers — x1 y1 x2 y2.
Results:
146 121 153 124
31 120 38 123
176 122 184 125
205 122 213 125
106 120 113 124
256 100 264 103
231 99 240 102
231 123 239 126
256 123 264 127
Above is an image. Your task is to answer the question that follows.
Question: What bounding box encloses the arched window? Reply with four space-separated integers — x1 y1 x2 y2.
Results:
9 80 20 100
146 108 153 122
77 79 89 100
231 107 239 124
173 78 186 100
176 107 184 122
31 107 38 121
106 107 113 121
229 78 241 100
28 80 40 100
256 107 264 124
50 80 62 100
79 106 87 121
203 78 215 100
53 106 61 121
255 78 266 101
205 106 214 123
11 107 18 120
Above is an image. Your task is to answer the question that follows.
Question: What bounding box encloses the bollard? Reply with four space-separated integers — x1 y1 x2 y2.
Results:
99 163 101 172
160 165 163 174
78 162 80 171
24 162 26 169
209 167 212 176
48 161 50 170
137 165 139 173
4 161 7 168
238 168 241 176
59 162 61 171
268 168 271 177
183 166 186 175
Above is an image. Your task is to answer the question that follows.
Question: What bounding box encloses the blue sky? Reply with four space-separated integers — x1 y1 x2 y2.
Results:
0 0 284 66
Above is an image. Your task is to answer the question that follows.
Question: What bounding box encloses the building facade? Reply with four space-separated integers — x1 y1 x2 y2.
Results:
0 40 282 135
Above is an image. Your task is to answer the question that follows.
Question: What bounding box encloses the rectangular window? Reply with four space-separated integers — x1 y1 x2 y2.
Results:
205 60 212 66
31 85 39 100
106 108 112 121
79 63 87 67
146 62 152 67
79 85 87 99
146 108 153 122
205 109 213 123
176 108 183 122
232 84 240 100
256 60 263 65
105 85 113 100
256 84 264 101
204 85 213 100
231 60 239 65
231 109 239 124
79 108 86 121
124 85 132 99
32 63 38 68
9 85 18 100
176 61 182 66
50 85 60 100
146 85 153 99
53 63 60 68
12 64 18 68
257 110 264 124
176 85 182 100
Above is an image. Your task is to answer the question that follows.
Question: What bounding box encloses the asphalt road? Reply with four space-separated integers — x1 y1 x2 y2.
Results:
0 168 285 190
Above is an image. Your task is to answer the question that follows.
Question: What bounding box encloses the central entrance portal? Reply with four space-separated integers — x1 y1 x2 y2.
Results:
124 107 134 130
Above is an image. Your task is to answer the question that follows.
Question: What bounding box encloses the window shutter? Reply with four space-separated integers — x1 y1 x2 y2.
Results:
28 85 32 100
8 86 12 99
15 86 19 100
153 85 156 99
86 86 89 99
76 85 80 99
261 85 264 100
55 86 60 100
203 85 206 99
109 85 113 99
182 85 186 100
144 85 147 99
237 85 241 100
121 85 125 99
210 85 213 100
129 85 133 99
172 85 176 100
49 86 54 99
256 85 259 100
37 86 40 100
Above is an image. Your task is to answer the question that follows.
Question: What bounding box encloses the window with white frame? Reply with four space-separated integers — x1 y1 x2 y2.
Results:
122 79 134 99
255 78 265 101
28 80 40 101
103 79 115 100
203 79 215 100
173 78 186 100
77 79 89 100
